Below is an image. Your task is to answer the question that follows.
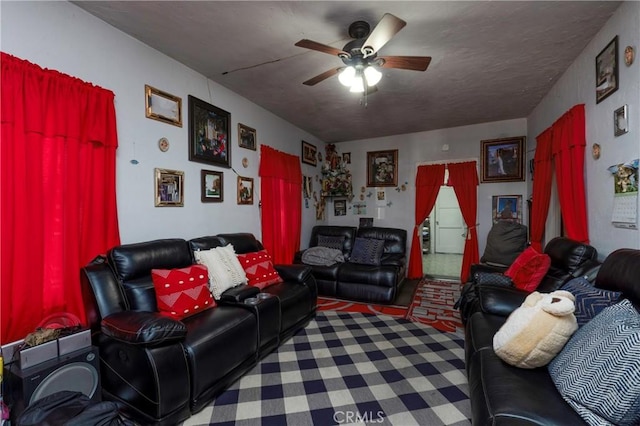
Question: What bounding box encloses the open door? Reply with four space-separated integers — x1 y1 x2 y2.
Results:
434 186 465 254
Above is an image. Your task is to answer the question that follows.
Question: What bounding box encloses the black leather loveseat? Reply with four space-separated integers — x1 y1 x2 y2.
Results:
294 225 407 304
457 238 635 425
81 233 316 425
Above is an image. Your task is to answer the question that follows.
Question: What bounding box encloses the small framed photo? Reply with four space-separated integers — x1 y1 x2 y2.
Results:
238 123 257 150
342 152 351 164
334 199 347 216
188 95 231 168
492 195 522 224
481 137 526 183
155 168 184 207
145 85 182 127
366 149 398 187
301 141 318 166
614 105 629 136
237 176 254 205
201 170 223 203
596 36 618 104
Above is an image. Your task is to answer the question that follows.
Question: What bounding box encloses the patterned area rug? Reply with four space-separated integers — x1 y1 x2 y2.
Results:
183 312 470 426
318 278 464 334
406 279 464 334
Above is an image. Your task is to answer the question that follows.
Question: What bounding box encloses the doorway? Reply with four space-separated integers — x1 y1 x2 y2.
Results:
423 186 464 278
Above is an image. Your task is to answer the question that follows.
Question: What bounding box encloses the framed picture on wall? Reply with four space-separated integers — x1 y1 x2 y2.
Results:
301 141 317 166
366 149 398 187
188 95 231 168
237 176 254 205
595 36 618 104
334 199 347 216
155 168 184 207
145 85 182 127
492 195 522 224
480 137 526 183
238 123 257 150
201 169 223 203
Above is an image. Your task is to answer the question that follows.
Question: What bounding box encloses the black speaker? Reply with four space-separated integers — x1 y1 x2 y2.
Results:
6 346 101 421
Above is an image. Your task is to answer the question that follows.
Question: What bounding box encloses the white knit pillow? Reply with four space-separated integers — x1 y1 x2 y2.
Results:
193 244 247 299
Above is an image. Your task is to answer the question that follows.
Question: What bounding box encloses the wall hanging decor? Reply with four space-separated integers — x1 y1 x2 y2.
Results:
201 169 223 203
334 199 347 216
188 95 231 168
608 159 638 229
614 105 629 136
301 140 318 166
145 85 182 127
155 168 184 207
158 137 170 152
237 176 254 205
492 194 523 224
238 123 257 150
480 137 526 183
366 149 398 187
624 45 634 66
595 36 618 104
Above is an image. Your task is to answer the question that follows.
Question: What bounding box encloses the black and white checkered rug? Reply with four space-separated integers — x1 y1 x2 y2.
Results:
183 311 471 425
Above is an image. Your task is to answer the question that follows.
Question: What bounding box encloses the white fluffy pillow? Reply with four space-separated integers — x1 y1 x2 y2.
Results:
193 244 247 299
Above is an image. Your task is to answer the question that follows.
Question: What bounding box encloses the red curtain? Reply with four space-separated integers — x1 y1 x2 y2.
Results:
407 164 445 278
530 128 554 252
552 104 589 244
447 161 479 283
259 145 302 264
1 53 120 344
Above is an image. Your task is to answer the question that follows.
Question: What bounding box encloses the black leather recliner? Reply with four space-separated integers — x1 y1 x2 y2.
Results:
81 233 316 425
295 226 407 304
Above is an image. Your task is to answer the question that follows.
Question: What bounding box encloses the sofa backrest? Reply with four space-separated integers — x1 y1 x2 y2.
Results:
536 237 598 293
595 248 640 307
216 233 264 254
357 226 407 257
107 238 193 312
310 226 357 257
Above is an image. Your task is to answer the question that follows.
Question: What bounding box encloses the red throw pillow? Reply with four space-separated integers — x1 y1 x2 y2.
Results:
236 250 282 290
504 246 551 292
151 265 215 319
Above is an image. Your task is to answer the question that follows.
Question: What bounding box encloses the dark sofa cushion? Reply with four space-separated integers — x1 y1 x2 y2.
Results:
317 234 345 250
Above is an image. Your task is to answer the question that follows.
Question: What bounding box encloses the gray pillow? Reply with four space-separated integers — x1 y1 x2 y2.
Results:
548 299 640 425
317 234 345 250
349 237 385 266
481 221 528 266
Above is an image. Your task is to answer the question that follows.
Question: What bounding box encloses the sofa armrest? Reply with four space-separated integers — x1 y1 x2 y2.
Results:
380 253 406 267
274 264 312 283
219 284 260 303
101 311 186 346
476 285 528 317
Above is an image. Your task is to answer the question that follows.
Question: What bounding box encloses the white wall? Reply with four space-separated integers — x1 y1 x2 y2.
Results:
1 1 323 246
527 1 640 257
327 118 528 256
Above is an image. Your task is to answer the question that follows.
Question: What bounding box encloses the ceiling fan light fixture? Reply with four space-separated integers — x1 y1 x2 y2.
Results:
364 66 382 87
349 74 365 93
338 66 356 87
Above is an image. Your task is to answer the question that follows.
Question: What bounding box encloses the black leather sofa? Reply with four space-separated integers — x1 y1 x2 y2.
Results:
294 225 407 304
80 233 316 425
458 238 634 425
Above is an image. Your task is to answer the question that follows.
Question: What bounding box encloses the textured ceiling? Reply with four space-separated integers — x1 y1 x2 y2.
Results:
72 1 620 143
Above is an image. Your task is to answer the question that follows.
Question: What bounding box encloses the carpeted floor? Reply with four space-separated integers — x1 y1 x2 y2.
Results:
318 278 464 334
183 311 471 426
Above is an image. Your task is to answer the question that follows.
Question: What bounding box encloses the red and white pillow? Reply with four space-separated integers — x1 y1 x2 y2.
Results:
504 246 552 292
151 264 215 319
236 250 282 290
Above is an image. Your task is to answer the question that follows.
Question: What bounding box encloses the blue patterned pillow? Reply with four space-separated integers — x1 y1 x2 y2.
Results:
317 234 345 251
548 299 640 425
561 277 621 326
349 237 385 266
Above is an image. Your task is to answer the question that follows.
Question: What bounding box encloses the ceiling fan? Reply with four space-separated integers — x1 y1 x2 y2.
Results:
295 13 431 92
